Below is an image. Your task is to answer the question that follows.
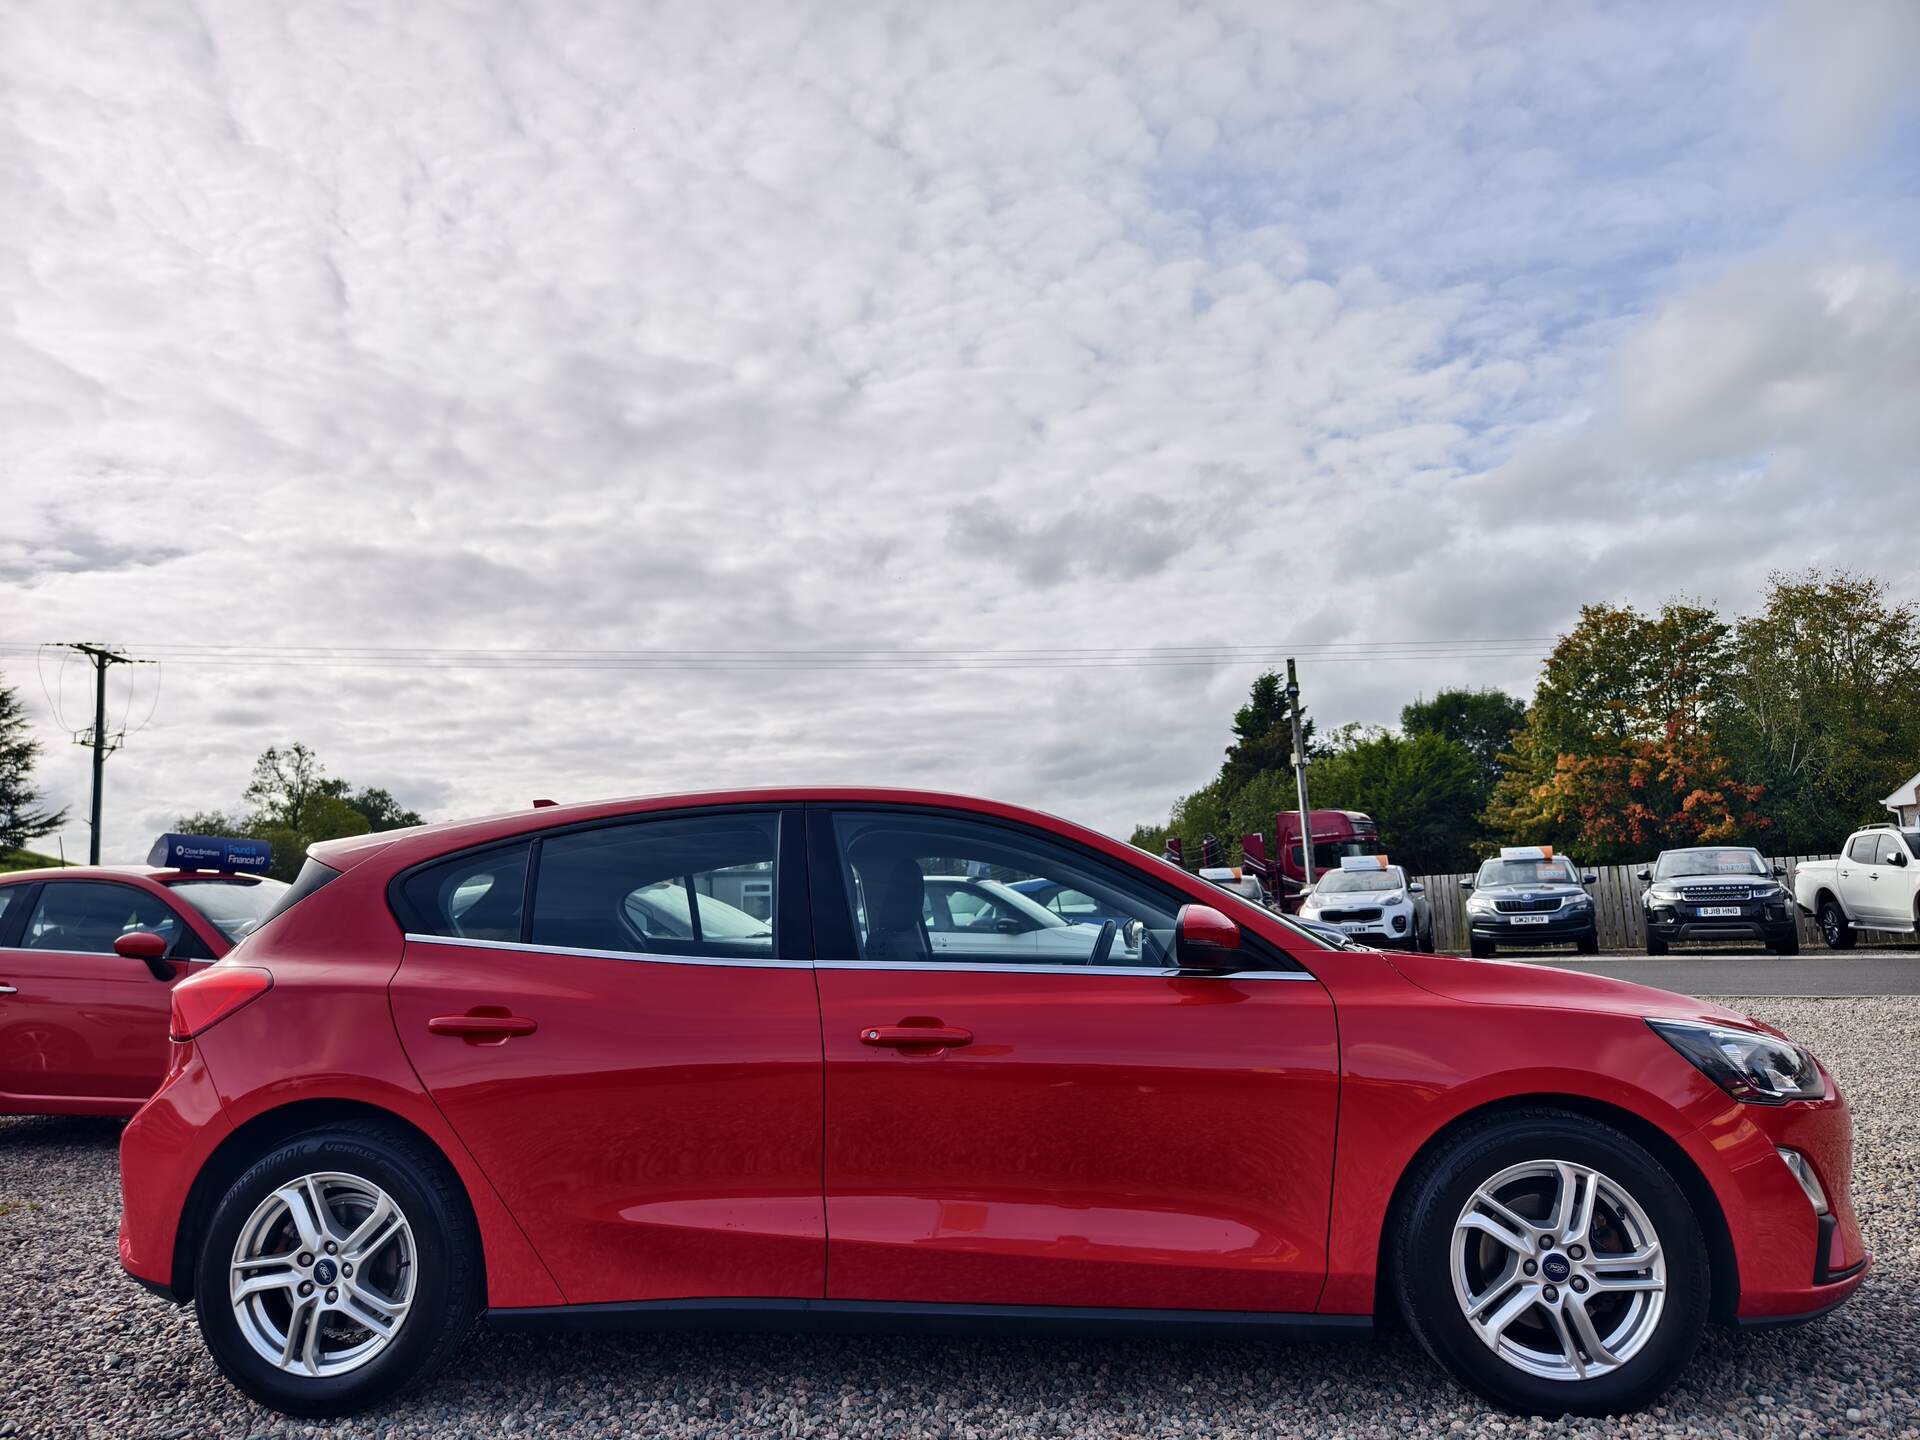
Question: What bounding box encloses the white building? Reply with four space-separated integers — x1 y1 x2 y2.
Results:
1884 770 1920 828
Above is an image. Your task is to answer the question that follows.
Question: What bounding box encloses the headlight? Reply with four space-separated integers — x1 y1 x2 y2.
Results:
1646 886 1682 904
1647 1019 1826 1104
1380 891 1405 905
1465 893 1497 912
1566 893 1593 909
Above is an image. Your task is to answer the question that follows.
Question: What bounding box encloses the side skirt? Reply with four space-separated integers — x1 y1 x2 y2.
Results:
486 1297 1374 1341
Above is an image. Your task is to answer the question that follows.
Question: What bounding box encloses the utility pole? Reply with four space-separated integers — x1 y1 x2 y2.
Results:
1286 658 1315 889
57 643 150 864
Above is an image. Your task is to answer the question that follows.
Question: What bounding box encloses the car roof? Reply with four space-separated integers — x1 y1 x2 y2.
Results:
309 787 1124 871
0 864 255 885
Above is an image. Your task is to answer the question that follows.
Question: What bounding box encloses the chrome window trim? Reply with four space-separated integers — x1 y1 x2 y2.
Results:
403 933 1314 980
404 932 804 971
816 959 1314 980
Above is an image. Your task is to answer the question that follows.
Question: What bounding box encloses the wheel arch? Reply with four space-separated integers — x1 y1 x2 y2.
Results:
1371 1092 1738 1327
167 1097 484 1303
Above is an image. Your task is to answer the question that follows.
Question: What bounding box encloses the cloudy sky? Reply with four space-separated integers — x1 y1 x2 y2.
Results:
4 0 1918 860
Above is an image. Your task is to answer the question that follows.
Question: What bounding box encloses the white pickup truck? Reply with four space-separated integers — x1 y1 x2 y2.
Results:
1793 824 1920 947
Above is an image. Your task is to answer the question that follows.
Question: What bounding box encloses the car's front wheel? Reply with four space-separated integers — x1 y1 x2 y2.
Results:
193 1121 482 1417
1393 1108 1709 1415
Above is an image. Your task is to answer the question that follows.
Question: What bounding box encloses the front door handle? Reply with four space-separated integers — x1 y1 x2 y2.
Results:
860 1023 973 1050
428 1011 538 1043
0 984 16 995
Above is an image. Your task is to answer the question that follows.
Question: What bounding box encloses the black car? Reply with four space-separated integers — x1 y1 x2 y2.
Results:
1459 849 1599 957
1638 846 1798 955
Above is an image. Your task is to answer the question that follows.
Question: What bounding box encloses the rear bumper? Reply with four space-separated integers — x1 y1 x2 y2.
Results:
118 1044 231 1301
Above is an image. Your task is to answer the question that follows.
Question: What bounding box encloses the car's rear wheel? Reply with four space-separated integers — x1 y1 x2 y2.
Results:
1818 898 1854 950
1393 1108 1709 1416
194 1122 481 1417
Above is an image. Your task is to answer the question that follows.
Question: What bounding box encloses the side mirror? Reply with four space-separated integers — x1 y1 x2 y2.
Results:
1582 874 1597 886
993 917 1024 934
1772 863 1787 878
1636 869 1652 884
1174 903 1241 971
1123 918 1145 953
1457 878 1473 891
1409 882 1425 895
114 930 175 981
1890 852 1909 868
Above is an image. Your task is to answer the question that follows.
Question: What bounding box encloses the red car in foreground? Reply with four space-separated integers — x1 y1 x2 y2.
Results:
0 859 286 1115
118 789 1868 1418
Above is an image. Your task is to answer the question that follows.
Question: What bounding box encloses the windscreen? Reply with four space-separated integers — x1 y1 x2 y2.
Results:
1654 848 1766 879
165 876 292 942
1474 857 1579 887
1313 866 1405 894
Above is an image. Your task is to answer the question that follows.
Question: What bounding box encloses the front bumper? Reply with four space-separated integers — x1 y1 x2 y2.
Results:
1683 1070 1871 1323
1646 905 1797 945
1467 908 1597 942
1303 900 1416 946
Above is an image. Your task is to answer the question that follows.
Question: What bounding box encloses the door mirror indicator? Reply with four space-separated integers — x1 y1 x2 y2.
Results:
1174 904 1240 971
113 930 175 981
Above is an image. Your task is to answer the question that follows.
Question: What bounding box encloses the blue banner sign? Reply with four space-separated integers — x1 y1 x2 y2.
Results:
147 833 274 874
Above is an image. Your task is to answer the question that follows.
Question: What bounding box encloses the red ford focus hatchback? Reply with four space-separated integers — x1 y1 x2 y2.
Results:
118 789 1868 1418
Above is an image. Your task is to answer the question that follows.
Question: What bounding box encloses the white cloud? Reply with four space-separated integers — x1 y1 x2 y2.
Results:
0 0 1915 859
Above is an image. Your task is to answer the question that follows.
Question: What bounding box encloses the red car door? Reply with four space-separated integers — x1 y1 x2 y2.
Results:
812 808 1341 1315
389 809 826 1306
0 879 212 1112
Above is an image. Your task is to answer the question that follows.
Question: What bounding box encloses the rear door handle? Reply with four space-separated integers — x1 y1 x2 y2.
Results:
0 984 16 995
860 1024 973 1049
428 1012 537 1041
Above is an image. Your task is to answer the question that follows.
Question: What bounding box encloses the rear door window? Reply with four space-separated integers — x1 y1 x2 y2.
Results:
1848 834 1879 862
531 813 778 960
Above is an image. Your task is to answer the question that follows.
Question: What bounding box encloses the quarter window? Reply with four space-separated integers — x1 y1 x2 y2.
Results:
831 811 1180 969
402 843 530 943
21 881 191 955
531 814 778 960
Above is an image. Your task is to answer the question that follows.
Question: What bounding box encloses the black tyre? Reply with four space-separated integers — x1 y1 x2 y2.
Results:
1644 930 1668 956
193 1121 482 1417
1469 936 1494 959
1770 928 1800 957
1393 1107 1710 1416
1575 929 1600 956
1818 898 1854 950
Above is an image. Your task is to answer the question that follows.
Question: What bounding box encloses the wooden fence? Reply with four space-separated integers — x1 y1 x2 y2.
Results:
1411 854 1913 954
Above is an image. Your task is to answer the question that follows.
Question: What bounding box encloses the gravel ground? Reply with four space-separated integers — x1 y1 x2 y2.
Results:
1 996 1915 1440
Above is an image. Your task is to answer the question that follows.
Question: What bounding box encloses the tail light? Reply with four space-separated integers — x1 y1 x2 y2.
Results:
169 966 273 1040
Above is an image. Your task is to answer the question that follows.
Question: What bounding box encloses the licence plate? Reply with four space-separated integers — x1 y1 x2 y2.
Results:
1510 914 1550 926
1698 905 1742 917
1340 922 1370 933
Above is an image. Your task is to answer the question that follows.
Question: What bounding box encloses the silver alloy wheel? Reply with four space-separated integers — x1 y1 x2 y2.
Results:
229 1172 417 1378
1450 1159 1666 1382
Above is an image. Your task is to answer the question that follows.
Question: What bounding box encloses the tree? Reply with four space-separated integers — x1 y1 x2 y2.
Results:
1308 724 1483 875
1486 601 1758 863
1717 571 1920 853
1401 688 1526 799
1219 672 1314 795
0 679 65 853
182 743 421 880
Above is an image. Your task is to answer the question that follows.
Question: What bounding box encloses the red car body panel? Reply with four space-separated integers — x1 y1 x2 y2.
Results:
816 965 1338 1311
115 787 1870 1328
390 937 825 1304
0 867 235 1116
